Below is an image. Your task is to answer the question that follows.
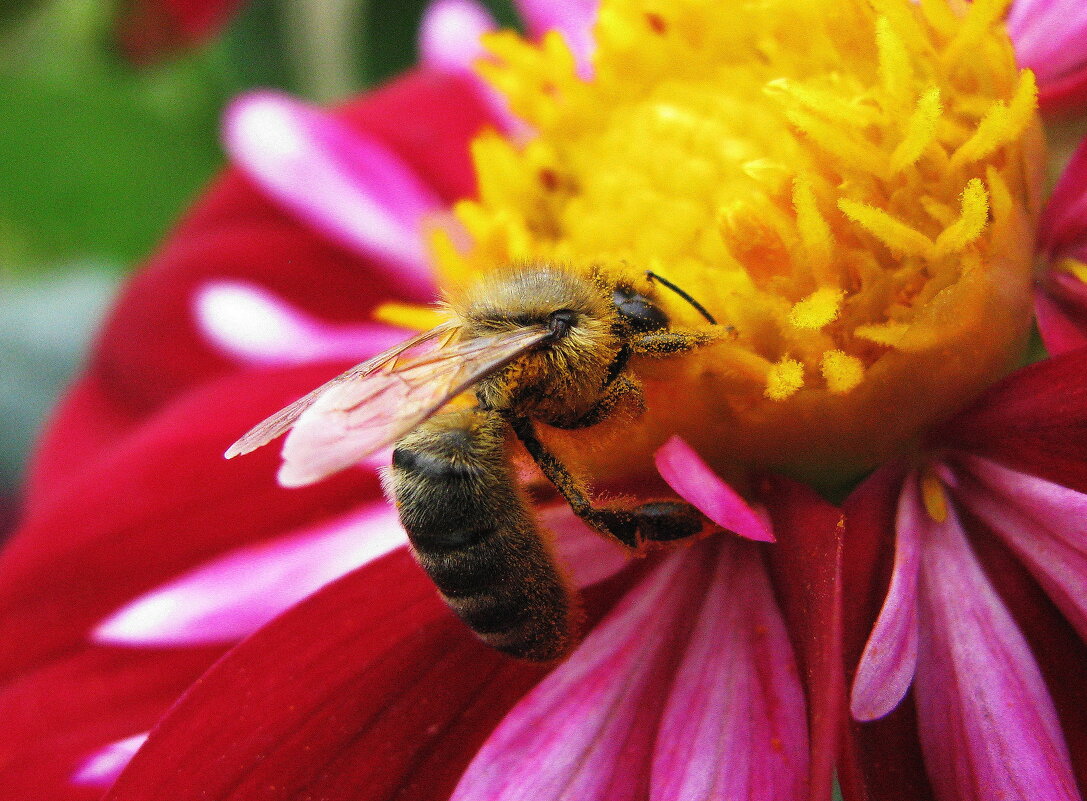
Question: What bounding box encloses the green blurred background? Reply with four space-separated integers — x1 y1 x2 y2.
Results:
0 0 518 517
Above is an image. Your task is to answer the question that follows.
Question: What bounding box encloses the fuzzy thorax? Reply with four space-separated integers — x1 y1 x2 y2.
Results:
433 0 1043 482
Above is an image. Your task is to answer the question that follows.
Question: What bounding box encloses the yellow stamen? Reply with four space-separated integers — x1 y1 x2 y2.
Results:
837 199 935 257
821 350 865 394
765 358 805 401
890 87 942 174
789 288 845 330
933 179 989 258
373 303 447 331
920 467 949 523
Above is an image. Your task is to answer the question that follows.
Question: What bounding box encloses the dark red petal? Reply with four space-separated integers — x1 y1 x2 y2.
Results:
102 547 638 801
839 465 935 801
0 645 223 800
115 0 247 65
93 69 492 421
1039 134 1087 257
1039 67 1087 118
0 363 376 681
931 349 1087 494
762 476 852 801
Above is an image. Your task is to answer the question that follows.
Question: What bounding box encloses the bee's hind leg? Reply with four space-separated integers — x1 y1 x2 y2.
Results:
507 415 705 551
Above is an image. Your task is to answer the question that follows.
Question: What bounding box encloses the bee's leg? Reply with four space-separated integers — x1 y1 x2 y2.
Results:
631 327 732 357
507 415 704 551
551 374 646 430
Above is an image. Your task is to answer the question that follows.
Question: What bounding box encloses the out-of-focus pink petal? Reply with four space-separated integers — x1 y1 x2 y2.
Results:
954 454 1087 641
1040 135 1087 257
654 436 774 542
72 733 149 787
850 474 921 722
92 503 405 646
452 539 804 801
420 0 496 74
652 540 808 801
223 92 442 299
1036 279 1087 356
1008 0 1087 110
516 0 597 78
914 503 1079 801
194 280 411 366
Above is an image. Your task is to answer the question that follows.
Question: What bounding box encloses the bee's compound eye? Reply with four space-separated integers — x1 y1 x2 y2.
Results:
547 309 578 338
613 286 668 332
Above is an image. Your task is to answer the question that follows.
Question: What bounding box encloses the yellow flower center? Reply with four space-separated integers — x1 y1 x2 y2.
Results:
431 0 1044 484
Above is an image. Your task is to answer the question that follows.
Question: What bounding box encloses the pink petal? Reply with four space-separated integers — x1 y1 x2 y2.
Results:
540 503 631 588
516 0 597 78
1008 0 1087 87
914 502 1079 801
72 733 149 787
223 92 442 298
1040 134 1087 257
850 472 921 722
652 540 808 801
194 280 412 366
452 538 806 801
654 436 775 542
1036 282 1087 356
92 503 406 646
419 0 496 74
954 454 1087 641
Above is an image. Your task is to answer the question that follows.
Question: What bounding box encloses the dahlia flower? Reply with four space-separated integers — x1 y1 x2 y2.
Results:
4 1 1087 800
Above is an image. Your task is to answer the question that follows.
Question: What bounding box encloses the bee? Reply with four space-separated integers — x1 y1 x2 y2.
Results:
226 262 723 660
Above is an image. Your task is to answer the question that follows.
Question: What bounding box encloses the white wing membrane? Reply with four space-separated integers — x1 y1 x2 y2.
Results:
265 324 551 487
224 322 460 460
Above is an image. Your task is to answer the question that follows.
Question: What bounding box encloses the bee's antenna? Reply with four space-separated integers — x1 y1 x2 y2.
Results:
645 271 718 325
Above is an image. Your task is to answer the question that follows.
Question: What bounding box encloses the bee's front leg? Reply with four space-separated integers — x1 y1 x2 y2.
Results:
507 415 706 551
549 374 646 430
632 326 733 357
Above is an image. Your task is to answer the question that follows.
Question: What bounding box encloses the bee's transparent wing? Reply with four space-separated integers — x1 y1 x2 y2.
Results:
274 323 552 487
225 321 462 460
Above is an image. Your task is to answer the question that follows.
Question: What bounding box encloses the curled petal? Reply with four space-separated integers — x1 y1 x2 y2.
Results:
1035 277 1087 356
516 0 597 77
914 504 1079 801
453 539 806 801
194 280 411 366
850 473 921 722
223 92 442 298
420 0 496 74
92 504 406 646
654 436 774 542
955 454 1087 641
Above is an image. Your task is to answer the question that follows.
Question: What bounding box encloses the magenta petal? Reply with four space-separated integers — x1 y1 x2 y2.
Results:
194 280 411 366
914 503 1079 801
452 542 721 800
955 454 1087 641
1008 0 1087 87
223 92 442 298
515 0 597 78
654 436 775 542
1040 135 1087 257
652 540 808 801
419 0 496 74
850 472 921 722
92 503 406 646
1035 281 1087 356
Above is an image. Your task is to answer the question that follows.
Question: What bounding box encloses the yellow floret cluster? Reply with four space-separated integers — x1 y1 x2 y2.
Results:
431 0 1043 481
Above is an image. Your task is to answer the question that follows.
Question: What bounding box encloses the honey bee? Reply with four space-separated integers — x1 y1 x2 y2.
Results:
226 262 724 660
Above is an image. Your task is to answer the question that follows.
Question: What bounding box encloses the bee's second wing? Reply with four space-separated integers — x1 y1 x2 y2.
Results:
276 325 551 487
224 322 461 460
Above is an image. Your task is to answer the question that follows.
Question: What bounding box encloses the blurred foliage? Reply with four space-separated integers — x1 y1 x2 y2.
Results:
0 0 522 495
